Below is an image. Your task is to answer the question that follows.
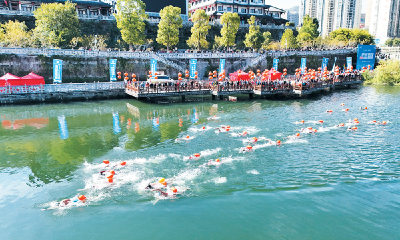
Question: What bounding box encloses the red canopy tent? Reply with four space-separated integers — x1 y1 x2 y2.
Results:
0 73 22 86
264 70 283 80
229 71 250 81
21 72 45 85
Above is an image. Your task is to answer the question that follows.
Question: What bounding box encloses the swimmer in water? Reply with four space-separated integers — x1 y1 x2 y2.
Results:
42 195 86 210
239 131 248 136
152 187 179 198
204 159 221 166
145 178 170 189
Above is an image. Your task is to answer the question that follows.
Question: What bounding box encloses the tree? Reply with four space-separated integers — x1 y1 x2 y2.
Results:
280 29 297 49
219 12 240 49
187 9 210 50
33 1 80 48
297 15 319 44
244 16 264 50
329 28 352 42
0 20 31 47
262 31 273 49
115 0 148 49
385 38 394 47
156 5 183 51
368 60 400 85
351 29 374 45
394 38 400 46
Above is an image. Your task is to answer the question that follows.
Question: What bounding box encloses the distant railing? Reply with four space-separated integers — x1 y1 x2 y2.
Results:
0 82 124 95
0 9 114 20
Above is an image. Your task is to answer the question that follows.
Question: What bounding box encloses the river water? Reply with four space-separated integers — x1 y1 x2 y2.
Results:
1 86 399 239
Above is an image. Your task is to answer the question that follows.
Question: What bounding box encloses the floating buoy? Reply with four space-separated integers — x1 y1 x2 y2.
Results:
277 140 281 145
186 135 190 139
345 108 349 111
121 161 126 166
103 160 109 164
246 146 252 150
194 153 201 158
78 195 86 201
327 110 333 113
296 133 300 137
319 120 323 123
382 121 387 125
108 178 113 183
110 170 115 175
159 178 165 183
216 159 220 162
301 120 305 123
171 187 177 193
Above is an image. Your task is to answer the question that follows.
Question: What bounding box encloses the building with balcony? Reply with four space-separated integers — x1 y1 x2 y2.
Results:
0 0 114 20
368 0 400 45
287 10 299 26
188 0 287 25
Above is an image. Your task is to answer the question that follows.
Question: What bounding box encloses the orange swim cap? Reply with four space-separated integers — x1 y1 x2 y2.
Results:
78 195 86 201
107 174 114 179
253 137 258 141
301 120 305 123
382 121 387 124
194 153 201 158
246 146 252 150
354 118 358 121
216 159 220 162
352 126 357 130
319 120 323 123
345 109 349 111
296 133 300 137
372 120 377 123
121 161 126 166
108 178 113 183
110 170 115 175
162 181 167 186
339 123 344 127
171 187 177 193
277 140 281 145
103 160 110 164
186 135 190 139
202 126 205 129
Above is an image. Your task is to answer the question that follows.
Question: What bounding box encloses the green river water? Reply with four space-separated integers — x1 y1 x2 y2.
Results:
1 86 399 239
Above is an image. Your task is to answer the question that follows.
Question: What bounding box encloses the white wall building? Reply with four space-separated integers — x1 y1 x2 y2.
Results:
332 0 361 30
287 11 300 26
368 0 400 45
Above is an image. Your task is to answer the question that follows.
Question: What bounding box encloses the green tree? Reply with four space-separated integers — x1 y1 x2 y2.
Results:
297 15 319 44
244 16 264 50
0 20 31 47
330 28 352 42
351 29 374 45
385 38 394 47
187 9 210 50
393 38 400 46
219 12 240 49
33 1 80 48
281 29 298 49
262 31 273 49
115 0 148 49
156 5 183 51
367 60 400 85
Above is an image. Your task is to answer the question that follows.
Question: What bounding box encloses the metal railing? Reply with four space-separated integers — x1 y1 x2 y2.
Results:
127 82 211 94
0 82 124 95
0 9 114 20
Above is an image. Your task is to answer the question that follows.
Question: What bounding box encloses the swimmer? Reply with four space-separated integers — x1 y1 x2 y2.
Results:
208 115 220 120
360 107 368 110
204 159 221 166
188 153 201 160
146 178 170 189
239 131 248 136
241 146 253 152
42 195 86 210
176 135 193 141
152 187 180 198
335 123 345 127
252 137 258 142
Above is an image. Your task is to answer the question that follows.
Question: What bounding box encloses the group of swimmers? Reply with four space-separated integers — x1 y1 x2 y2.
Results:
45 102 389 210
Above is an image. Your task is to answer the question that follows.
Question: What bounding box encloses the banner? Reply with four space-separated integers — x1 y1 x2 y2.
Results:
332 57 337 72
190 59 197 79
53 59 63 84
219 59 225 73
112 112 121 134
300 58 307 74
57 115 69 140
109 59 117 81
150 59 157 74
356 45 376 70
346 57 352 69
321 58 329 70
273 59 279 71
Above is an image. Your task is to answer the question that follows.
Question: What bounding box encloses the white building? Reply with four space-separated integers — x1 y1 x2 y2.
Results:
332 0 361 30
188 0 287 25
287 11 300 26
368 0 400 45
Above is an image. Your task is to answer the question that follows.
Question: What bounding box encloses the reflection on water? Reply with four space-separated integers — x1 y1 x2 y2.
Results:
112 112 121 134
57 115 69 139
